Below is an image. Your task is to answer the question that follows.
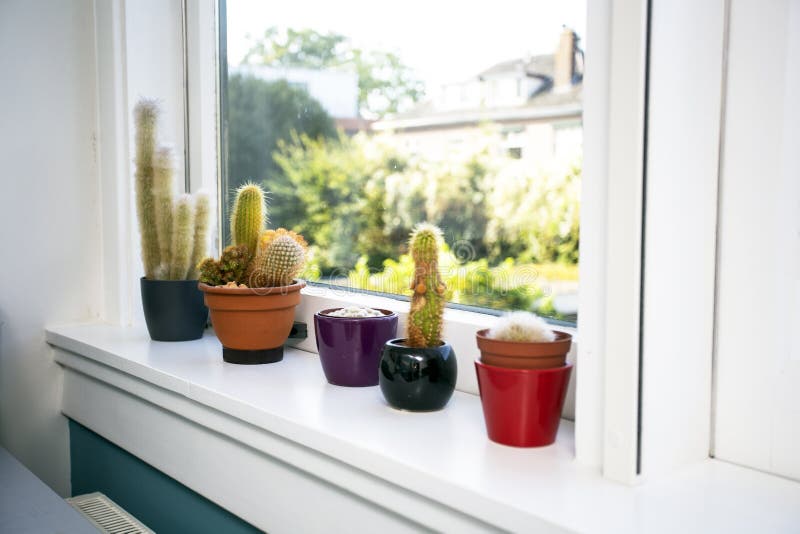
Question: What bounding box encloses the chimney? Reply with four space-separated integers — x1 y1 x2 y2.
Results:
554 27 576 91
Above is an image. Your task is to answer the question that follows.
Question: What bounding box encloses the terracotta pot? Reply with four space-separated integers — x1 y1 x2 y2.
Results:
475 360 573 447
475 329 572 370
199 281 305 364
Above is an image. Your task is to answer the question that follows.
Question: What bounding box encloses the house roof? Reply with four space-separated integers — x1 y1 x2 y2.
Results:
374 53 582 131
477 55 555 80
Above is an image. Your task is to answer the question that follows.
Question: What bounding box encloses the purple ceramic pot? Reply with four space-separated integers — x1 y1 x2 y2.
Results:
314 308 398 387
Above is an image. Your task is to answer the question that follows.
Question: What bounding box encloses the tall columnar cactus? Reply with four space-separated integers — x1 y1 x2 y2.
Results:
134 100 161 279
188 193 210 280
230 183 266 258
407 223 446 348
168 195 195 280
133 97 210 280
247 229 307 288
153 146 174 278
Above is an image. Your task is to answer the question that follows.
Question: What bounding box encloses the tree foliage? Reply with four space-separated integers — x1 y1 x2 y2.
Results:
241 27 424 118
226 73 336 231
272 132 581 274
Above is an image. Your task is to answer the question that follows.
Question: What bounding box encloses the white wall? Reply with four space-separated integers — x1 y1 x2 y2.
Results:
0 0 102 495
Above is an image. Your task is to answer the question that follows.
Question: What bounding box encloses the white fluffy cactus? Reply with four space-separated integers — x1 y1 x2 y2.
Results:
134 99 160 279
188 192 210 279
153 146 174 277
487 311 556 343
168 195 195 280
133 98 210 280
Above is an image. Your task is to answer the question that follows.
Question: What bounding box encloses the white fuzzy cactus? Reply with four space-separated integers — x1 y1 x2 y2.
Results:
487 311 556 343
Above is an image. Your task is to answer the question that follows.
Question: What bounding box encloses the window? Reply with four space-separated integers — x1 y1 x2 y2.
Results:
219 0 585 322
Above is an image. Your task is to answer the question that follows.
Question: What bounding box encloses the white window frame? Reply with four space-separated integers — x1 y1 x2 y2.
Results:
94 0 733 486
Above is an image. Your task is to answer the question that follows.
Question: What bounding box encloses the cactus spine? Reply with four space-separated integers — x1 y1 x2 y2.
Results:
230 183 266 258
168 195 195 280
133 100 161 279
133 98 211 280
407 223 446 348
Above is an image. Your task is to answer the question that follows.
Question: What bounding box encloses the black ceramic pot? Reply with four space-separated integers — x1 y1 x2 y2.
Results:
379 338 457 411
141 277 208 341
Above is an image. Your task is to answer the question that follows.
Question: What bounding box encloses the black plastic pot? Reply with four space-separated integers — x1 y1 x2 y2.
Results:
378 339 457 412
140 277 208 341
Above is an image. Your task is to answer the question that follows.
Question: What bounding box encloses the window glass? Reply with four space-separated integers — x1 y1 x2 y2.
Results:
220 0 585 322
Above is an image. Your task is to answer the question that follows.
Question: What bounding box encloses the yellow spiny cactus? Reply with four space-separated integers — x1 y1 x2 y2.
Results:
230 183 266 259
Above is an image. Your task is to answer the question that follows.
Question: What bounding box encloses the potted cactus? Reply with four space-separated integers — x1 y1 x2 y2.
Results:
134 100 210 341
378 224 457 411
476 312 572 369
474 312 573 447
197 184 307 364
314 307 398 387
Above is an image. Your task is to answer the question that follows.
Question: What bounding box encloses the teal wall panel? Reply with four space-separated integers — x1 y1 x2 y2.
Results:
69 420 261 534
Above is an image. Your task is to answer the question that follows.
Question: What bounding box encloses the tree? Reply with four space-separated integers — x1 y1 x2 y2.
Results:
272 133 406 272
226 74 336 233
241 27 424 118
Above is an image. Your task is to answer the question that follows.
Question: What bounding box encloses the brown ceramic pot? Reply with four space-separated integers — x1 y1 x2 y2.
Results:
475 329 572 369
199 281 305 353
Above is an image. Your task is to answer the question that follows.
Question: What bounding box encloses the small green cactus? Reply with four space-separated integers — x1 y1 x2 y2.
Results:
230 183 266 259
247 229 307 287
197 244 250 286
153 146 174 277
219 244 250 284
407 223 446 348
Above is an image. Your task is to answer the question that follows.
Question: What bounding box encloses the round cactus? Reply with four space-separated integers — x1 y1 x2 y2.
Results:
218 244 250 284
248 229 307 288
230 183 266 259
407 223 446 348
487 311 556 343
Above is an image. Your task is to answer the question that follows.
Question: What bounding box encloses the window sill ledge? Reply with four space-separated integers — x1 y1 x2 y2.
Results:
47 323 800 533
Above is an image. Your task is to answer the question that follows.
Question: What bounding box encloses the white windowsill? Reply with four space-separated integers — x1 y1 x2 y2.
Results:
47 323 800 533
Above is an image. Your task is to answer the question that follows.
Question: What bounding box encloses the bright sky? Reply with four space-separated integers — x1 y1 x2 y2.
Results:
226 0 586 92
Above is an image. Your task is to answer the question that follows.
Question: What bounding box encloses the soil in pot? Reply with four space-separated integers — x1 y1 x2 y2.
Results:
475 329 572 370
314 308 398 387
199 281 305 364
141 277 208 342
379 338 457 411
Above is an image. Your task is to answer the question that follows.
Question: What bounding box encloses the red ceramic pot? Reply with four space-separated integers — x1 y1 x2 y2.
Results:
474 360 573 447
